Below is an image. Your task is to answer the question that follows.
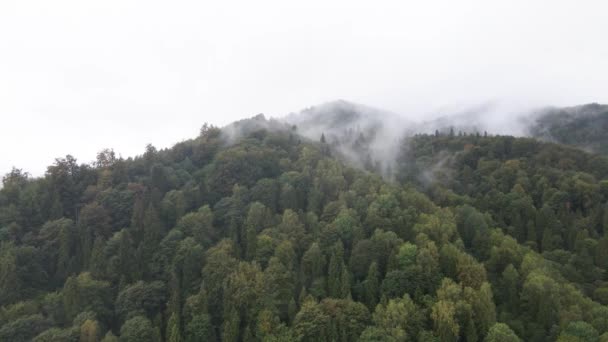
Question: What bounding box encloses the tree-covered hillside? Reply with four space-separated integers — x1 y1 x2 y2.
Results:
529 103 608 155
1 115 608 341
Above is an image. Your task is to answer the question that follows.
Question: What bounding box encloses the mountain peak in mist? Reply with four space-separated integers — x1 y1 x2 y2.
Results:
282 100 411 177
286 99 410 131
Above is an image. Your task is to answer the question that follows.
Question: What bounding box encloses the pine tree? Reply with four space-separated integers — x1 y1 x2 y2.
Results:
328 242 345 298
131 191 146 235
118 230 136 282
62 276 79 321
245 224 257 261
143 204 163 244
166 313 182 342
168 268 182 317
140 204 163 277
501 264 519 312
288 297 298 324
364 262 380 310
526 220 537 248
56 220 76 281
222 307 240 342
89 236 105 278
0 246 19 306
302 243 325 288
541 227 554 252
595 237 608 269
340 267 351 298
474 282 497 337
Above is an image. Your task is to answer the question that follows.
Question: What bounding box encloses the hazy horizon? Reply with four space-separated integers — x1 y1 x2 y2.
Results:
2 0 607 177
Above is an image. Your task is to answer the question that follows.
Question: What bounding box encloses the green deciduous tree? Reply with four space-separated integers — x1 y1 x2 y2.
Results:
484 323 521 342
119 315 160 342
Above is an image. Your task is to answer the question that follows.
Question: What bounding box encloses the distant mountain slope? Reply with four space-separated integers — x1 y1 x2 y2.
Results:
279 100 608 184
284 100 608 159
528 103 608 154
415 102 608 155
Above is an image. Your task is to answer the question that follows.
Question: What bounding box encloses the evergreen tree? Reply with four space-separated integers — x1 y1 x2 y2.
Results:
166 313 181 342
328 242 345 298
364 262 380 310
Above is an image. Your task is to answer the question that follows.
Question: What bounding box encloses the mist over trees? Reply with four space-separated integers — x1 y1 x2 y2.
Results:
285 100 608 181
1 103 608 341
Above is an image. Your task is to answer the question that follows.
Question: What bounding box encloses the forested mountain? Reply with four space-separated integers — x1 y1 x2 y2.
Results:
528 103 608 155
2 105 608 342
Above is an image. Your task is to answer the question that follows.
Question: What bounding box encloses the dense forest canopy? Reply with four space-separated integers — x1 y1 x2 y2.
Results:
2 106 608 342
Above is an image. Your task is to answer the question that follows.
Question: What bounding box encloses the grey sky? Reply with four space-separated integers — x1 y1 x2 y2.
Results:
1 0 607 177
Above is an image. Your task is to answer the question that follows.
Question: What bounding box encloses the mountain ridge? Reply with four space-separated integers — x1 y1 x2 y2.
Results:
281 99 608 156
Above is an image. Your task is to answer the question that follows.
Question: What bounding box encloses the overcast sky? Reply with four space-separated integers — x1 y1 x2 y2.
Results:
1 0 607 177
